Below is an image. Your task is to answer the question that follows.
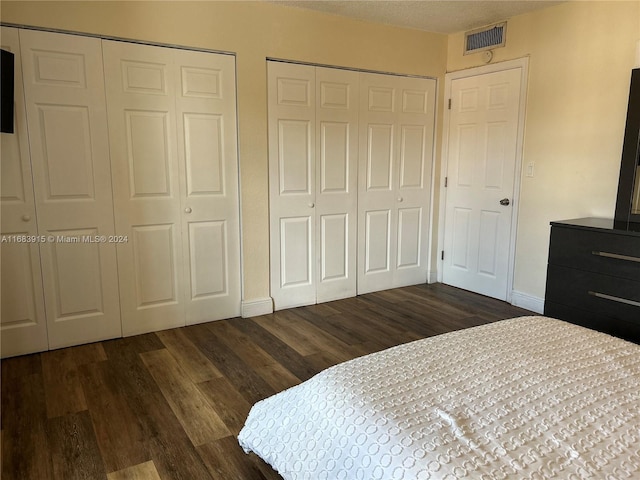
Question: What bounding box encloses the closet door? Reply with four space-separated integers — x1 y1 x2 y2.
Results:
358 73 436 294
315 67 359 303
174 49 241 325
268 62 317 309
104 41 241 335
0 27 48 357
19 30 121 349
268 62 359 310
103 41 184 335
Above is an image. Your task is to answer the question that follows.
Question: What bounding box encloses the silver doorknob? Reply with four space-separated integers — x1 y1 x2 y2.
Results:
184 207 193 214
499 198 510 206
21 214 31 222
308 203 315 208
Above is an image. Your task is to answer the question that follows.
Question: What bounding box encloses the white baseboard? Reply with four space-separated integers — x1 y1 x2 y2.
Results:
427 270 438 284
241 297 273 318
510 290 544 314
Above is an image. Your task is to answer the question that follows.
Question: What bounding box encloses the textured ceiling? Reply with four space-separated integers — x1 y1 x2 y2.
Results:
271 1 565 34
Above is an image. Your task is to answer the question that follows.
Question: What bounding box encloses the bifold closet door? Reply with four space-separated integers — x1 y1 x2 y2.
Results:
315 67 359 304
18 30 122 348
103 41 241 335
0 27 48 357
268 62 358 310
358 73 436 294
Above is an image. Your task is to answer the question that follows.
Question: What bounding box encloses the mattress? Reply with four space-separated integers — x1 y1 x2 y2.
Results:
238 316 640 479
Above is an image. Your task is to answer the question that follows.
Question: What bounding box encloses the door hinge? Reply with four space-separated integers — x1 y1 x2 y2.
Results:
448 98 452 110
444 176 448 187
441 251 444 260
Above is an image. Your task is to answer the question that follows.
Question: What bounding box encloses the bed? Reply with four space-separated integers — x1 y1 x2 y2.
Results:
238 316 640 479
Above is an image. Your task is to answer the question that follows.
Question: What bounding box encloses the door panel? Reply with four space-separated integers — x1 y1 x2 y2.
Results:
104 40 184 335
358 73 436 293
132 224 179 307
365 210 391 274
49 231 104 316
20 29 121 349
281 216 313 287
315 67 358 304
319 122 348 193
400 126 426 188
397 207 422 268
443 67 523 300
126 111 173 196
174 49 240 325
0 27 49 357
320 213 348 281
188 220 227 298
279 120 312 194
366 124 394 190
269 62 316 309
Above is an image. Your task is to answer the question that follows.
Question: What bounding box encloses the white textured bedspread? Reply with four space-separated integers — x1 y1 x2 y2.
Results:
238 316 640 479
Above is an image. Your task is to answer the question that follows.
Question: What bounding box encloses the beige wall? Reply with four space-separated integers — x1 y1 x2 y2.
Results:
1 1 447 304
3 0 639 307
448 0 640 300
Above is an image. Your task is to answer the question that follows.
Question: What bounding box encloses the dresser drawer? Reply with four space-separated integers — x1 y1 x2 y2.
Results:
545 264 640 321
548 226 640 281
544 301 640 344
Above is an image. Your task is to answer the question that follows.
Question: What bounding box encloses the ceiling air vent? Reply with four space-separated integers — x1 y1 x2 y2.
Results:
464 22 506 55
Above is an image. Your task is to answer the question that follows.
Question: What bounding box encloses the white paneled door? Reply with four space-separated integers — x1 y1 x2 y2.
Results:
315 67 359 303
0 27 48 356
442 66 523 300
268 62 435 307
103 41 241 335
268 62 359 310
358 73 436 294
18 30 122 349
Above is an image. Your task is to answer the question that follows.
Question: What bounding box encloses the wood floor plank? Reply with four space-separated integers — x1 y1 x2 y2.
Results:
197 436 280 480
1 374 52 480
205 321 278 371
156 329 223 384
78 361 148 473
129 391 214 480
183 324 278 405
253 310 319 356
70 343 108 366
255 309 353 361
197 377 254 436
47 411 106 480
41 348 87 419
254 362 301 393
140 349 231 446
230 318 319 382
100 334 165 401
106 460 161 480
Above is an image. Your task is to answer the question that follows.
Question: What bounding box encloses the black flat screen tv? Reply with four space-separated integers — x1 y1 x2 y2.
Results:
1 48 15 134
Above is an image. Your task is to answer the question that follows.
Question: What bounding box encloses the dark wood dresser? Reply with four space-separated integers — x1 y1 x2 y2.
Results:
544 217 640 343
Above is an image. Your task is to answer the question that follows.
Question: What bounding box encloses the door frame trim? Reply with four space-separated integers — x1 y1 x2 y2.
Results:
436 57 529 303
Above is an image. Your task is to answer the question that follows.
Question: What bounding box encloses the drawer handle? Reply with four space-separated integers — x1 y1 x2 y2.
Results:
588 291 640 308
591 251 640 263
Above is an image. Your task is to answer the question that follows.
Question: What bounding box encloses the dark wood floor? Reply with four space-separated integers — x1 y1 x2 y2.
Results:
1 283 532 480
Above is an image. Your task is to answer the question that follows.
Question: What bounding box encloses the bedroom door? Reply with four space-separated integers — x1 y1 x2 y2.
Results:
268 62 359 310
0 27 49 357
103 40 241 335
357 72 436 294
18 29 122 348
442 64 525 301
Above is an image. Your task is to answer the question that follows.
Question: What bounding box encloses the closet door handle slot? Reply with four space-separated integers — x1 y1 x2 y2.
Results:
591 251 640 263
588 291 640 307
